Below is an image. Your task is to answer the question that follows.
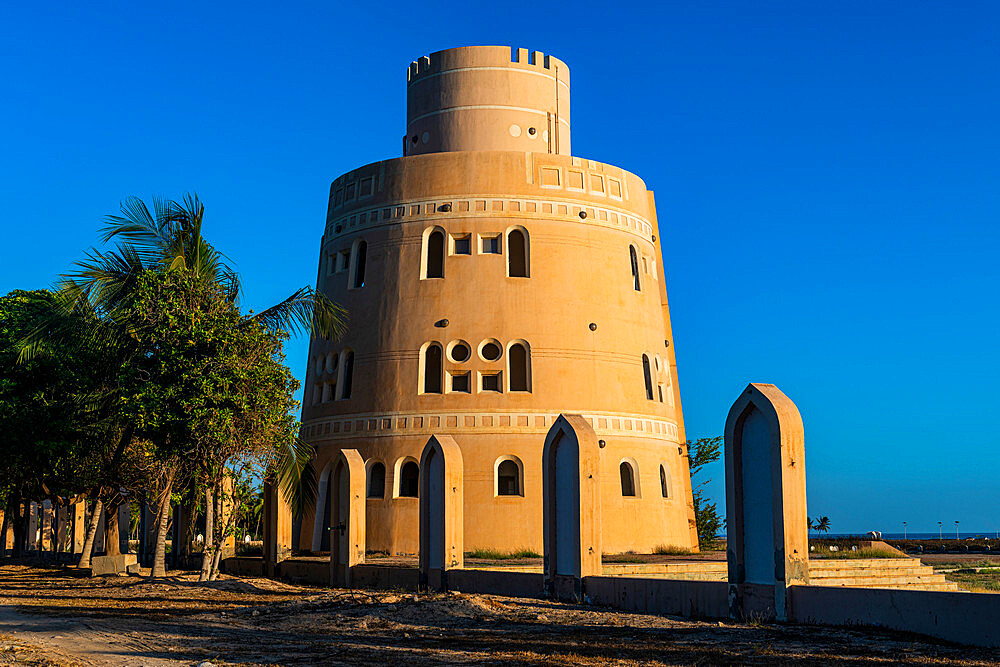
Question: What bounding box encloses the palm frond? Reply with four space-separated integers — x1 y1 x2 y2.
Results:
251 288 348 339
274 436 316 519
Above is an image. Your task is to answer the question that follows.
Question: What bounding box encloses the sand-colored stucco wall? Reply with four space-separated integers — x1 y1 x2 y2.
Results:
298 46 697 556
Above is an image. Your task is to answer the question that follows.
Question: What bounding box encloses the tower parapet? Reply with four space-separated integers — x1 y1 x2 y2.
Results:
405 45 571 156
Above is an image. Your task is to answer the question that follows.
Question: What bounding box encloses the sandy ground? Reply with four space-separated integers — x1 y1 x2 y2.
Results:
0 563 998 666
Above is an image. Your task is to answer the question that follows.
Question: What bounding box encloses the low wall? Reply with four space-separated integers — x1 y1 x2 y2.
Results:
584 576 728 619
789 586 1000 648
222 557 266 578
449 569 544 597
350 564 420 590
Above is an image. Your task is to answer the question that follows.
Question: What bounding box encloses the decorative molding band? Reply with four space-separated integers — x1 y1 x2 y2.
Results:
300 410 680 443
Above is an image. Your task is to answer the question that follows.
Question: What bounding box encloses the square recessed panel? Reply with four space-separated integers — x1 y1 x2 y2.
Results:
481 372 502 392
449 372 471 393
567 170 585 190
481 235 501 254
540 167 561 187
452 234 471 255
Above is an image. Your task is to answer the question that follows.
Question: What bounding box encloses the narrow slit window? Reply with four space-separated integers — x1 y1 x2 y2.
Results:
368 463 386 499
423 344 443 394
507 229 528 277
341 351 354 399
630 246 641 291
620 462 636 497
352 241 368 288
508 343 530 391
642 354 654 400
426 230 445 278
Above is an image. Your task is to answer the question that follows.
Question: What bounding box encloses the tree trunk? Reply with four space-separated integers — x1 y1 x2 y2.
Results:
104 502 121 558
78 498 102 569
0 505 10 560
199 486 215 582
150 469 176 578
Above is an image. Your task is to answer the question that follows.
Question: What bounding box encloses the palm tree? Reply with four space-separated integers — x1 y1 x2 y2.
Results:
29 194 345 577
816 516 831 535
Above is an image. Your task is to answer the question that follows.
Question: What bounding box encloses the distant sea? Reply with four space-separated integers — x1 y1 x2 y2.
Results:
716 532 999 540
826 532 998 540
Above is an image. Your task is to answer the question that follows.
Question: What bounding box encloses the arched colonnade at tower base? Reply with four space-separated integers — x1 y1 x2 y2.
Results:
245 384 1000 649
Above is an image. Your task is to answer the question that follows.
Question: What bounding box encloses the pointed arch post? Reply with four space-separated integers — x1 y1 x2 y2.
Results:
329 449 366 587
418 435 464 591
542 414 602 602
724 383 809 622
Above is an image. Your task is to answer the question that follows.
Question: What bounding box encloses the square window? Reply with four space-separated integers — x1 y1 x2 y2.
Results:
481 235 501 254
345 183 356 200
336 251 350 272
452 234 471 255
359 178 373 196
480 372 502 392
449 372 471 393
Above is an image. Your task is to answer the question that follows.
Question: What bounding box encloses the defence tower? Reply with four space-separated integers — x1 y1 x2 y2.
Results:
299 45 698 555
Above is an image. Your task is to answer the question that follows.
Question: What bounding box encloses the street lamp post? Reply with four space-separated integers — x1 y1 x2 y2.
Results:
954 520 960 541
938 521 943 540
902 521 907 540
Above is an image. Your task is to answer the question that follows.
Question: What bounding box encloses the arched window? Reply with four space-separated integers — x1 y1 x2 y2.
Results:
425 229 445 278
642 354 654 400
620 461 637 497
340 351 354 399
660 464 671 499
507 228 529 277
367 462 386 499
629 245 641 291
398 460 419 497
351 240 367 288
508 341 531 392
495 457 523 496
421 343 443 394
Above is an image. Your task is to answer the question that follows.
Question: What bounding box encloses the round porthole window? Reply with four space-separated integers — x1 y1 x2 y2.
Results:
411 135 419 145
508 124 522 138
449 341 471 363
528 127 537 136
421 131 430 144
480 340 503 361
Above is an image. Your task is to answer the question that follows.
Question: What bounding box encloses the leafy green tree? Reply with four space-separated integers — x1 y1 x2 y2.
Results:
126 269 304 580
686 436 724 548
49 194 344 577
0 290 123 561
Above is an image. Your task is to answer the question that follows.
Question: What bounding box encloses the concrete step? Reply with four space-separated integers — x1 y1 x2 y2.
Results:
815 574 952 586
808 558 916 570
809 567 933 579
828 582 961 592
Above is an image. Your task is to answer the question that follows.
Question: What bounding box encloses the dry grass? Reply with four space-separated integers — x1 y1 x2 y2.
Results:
812 547 901 560
653 543 693 556
466 547 541 560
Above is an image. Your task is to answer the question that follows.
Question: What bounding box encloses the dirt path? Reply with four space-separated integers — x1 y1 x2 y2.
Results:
0 563 998 666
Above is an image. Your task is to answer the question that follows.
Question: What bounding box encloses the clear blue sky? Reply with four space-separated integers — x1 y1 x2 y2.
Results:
2 1 997 535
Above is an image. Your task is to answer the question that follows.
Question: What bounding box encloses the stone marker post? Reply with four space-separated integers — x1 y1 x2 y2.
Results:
724 383 809 622
263 477 292 577
542 414 602 602
329 449 366 587
419 435 464 591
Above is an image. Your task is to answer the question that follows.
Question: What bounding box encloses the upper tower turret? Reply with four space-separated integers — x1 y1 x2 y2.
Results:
404 46 571 156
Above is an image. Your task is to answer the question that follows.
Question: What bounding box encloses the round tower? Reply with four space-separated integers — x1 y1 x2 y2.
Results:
299 46 697 556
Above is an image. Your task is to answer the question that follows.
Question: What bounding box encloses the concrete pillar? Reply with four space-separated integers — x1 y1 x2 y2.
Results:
139 499 158 567
330 449 366 587
418 435 464 592
262 477 292 577
27 502 38 551
71 501 86 554
542 414 602 602
724 383 809 622
39 501 53 552
94 502 107 555
56 505 71 555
